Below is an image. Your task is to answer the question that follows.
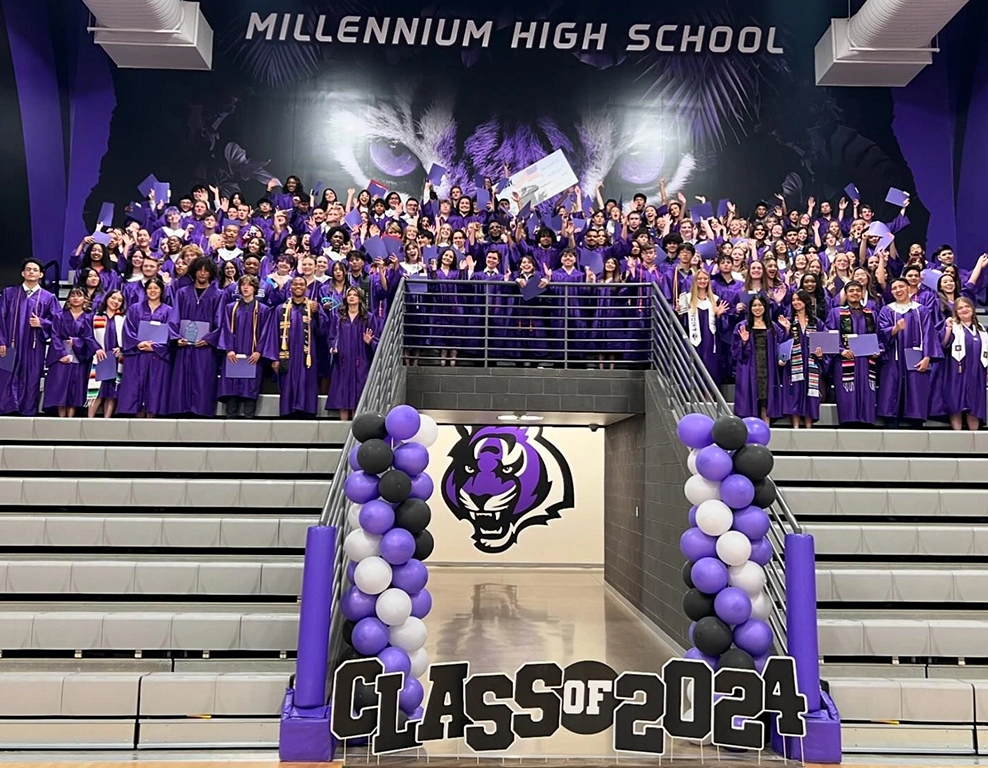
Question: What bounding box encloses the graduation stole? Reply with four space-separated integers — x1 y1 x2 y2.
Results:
87 313 124 401
280 299 312 368
838 307 876 392
231 300 259 355
950 323 988 373
789 319 820 398
680 296 717 349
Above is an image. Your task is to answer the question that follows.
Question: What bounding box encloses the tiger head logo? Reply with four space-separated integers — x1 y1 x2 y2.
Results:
441 426 575 553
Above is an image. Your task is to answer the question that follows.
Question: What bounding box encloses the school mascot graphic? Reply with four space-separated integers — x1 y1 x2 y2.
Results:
441 426 575 553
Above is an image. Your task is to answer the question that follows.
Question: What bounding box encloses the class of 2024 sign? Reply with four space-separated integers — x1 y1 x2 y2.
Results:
331 656 808 755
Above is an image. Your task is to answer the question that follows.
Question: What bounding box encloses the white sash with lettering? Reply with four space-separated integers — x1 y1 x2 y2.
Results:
951 323 988 368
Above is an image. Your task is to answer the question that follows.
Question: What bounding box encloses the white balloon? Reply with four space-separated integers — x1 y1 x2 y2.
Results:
685 474 721 506
686 449 699 475
410 414 438 448
750 591 773 620
390 616 428 653
347 503 362 529
728 561 767 597
354 556 393 595
716 531 752 567
344 528 381 562
375 587 413 626
695 499 733 537
408 646 430 678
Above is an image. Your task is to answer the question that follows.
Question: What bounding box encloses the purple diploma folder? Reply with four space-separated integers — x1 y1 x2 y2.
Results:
922 270 943 291
808 330 840 354
97 202 114 228
844 183 860 201
224 356 258 379
363 236 388 261
137 174 157 198
94 356 118 382
476 188 491 210
138 320 169 345
717 199 731 219
885 187 910 207
0 347 15 372
904 347 926 369
407 278 427 295
848 333 880 357
690 202 714 222
778 339 794 363
521 278 547 300
367 180 388 199
427 164 446 186
344 208 363 230
579 248 603 276
91 230 112 246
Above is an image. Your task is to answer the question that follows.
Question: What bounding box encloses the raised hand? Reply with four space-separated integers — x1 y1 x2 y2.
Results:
738 326 749 344
363 327 374 344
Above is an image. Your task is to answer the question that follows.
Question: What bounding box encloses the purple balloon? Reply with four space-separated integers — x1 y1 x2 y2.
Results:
359 500 396 536
409 588 433 619
410 706 425 721
684 646 718 668
386 405 422 441
341 586 377 621
393 442 430 476
345 472 380 504
380 528 416 565
750 537 773 566
352 617 390 655
744 417 771 446
691 557 729 594
391 558 429 593
732 506 771 541
754 654 770 674
688 621 696 644
345 561 357 583
734 619 774 656
348 445 361 472
680 527 718 562
399 677 425 714
379 645 411 676
714 587 753 625
408 472 434 501
720 474 755 509
688 505 698 527
696 445 733 482
677 413 715 450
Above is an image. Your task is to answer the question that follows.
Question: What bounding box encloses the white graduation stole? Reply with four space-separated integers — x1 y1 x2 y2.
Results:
679 295 716 348
951 324 988 368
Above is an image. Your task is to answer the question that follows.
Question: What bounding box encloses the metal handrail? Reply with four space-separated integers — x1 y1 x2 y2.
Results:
649 286 800 652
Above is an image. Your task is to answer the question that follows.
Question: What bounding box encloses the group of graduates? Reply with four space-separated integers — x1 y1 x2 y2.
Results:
2 174 984 428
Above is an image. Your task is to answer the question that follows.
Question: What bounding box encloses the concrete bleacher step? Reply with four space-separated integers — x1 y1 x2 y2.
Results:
807 522 988 557
774 455 988 484
780 487 988 517
769 428 988 454
818 609 988 659
817 565 988 604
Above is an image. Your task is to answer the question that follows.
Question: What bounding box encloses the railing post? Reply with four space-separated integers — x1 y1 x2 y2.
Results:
484 284 490 367
563 288 569 368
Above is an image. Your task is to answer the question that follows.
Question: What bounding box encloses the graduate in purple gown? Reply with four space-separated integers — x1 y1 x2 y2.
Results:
0 259 60 415
626 243 667 362
273 277 325 417
940 297 987 431
549 248 592 364
732 296 783 423
509 254 550 364
87 290 126 419
326 287 380 420
877 278 937 428
677 270 729 384
827 281 881 426
778 290 827 428
168 257 223 417
74 243 120 294
118 277 180 417
217 275 277 418
469 250 512 361
43 288 98 417
591 256 631 369
430 248 465 366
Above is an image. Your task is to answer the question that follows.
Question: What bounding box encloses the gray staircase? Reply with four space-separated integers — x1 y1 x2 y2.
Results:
0 417 346 749
770 428 988 755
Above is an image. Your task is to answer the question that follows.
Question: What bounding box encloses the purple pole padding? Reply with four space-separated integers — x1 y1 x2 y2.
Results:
784 533 821 714
279 687 337 762
293 525 337 709
770 690 842 763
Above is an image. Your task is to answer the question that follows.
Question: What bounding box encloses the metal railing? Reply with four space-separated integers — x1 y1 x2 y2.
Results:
649 286 800 652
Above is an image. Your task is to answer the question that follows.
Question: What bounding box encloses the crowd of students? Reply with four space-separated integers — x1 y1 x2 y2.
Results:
1 175 985 429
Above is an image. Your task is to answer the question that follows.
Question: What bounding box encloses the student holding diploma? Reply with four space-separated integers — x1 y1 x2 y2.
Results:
326 287 380 421
827 281 882 426
43 287 98 418
731 295 783 424
940 297 988 431
778 290 827 429
217 275 276 419
87 290 126 419
168 257 223 417
0 258 59 416
118 276 180 418
877 278 937 428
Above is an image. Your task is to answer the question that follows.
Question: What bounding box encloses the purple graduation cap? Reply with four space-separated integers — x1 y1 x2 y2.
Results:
866 221 892 238
137 174 158 198
716 199 731 219
367 179 388 199
579 248 603 276
549 215 563 232
427 164 447 187
363 236 388 261
97 202 114 228
657 204 670 217
476 187 491 210
876 234 894 253
885 187 910 207
696 240 718 261
517 201 532 222
690 202 714 223
582 195 594 216
844 183 860 201
344 208 363 230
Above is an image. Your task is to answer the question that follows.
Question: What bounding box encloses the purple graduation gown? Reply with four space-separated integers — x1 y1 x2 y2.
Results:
117 301 180 415
217 299 278 401
429 269 464 348
590 280 632 354
167 284 223 417
0 285 59 415
731 322 783 420
940 324 988 422
44 309 99 409
550 268 589 357
326 312 381 410
470 270 511 357
877 303 937 421
276 300 325 416
780 318 827 421
827 305 881 425
93 313 124 400
678 297 725 385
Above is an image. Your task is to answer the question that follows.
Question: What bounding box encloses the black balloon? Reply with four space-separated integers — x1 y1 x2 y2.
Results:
732 444 774 482
394 498 432 534
342 619 356 647
352 412 388 442
337 646 362 666
379 469 412 503
683 589 716 621
682 560 695 589
752 477 778 508
356 439 394 475
712 416 749 451
693 616 734 657
718 648 756 671
414 529 434 561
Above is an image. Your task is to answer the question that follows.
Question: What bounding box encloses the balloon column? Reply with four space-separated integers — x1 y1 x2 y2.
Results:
677 414 778 672
339 405 438 723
